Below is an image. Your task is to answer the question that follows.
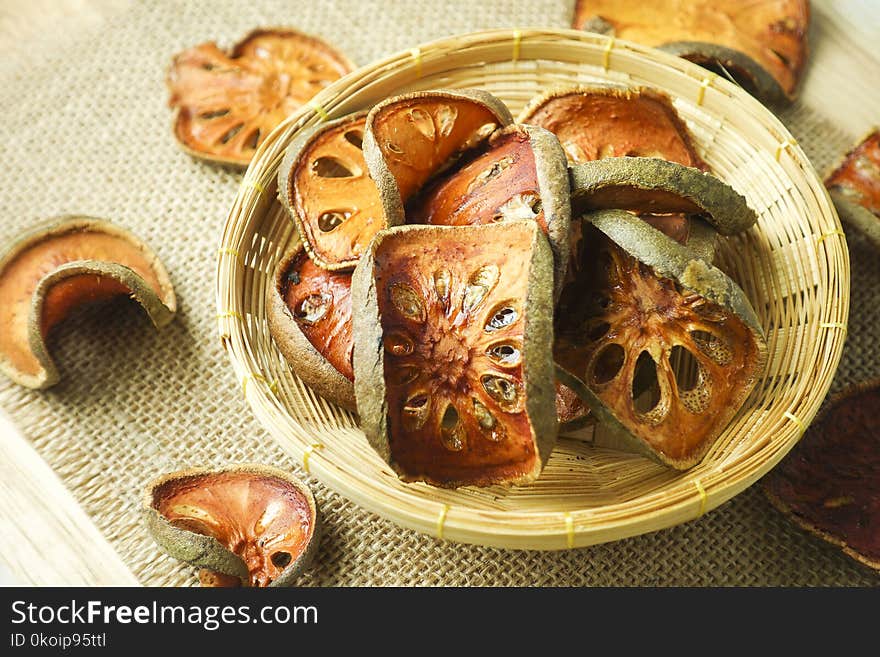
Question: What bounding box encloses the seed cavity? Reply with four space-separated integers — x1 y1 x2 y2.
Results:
494 192 542 223
690 330 733 366
199 109 230 119
402 393 430 431
435 105 458 137
391 365 420 386
312 156 359 178
270 552 292 569
590 343 624 385
439 404 464 451
462 264 500 315
409 108 436 141
343 130 364 149
485 302 519 333
632 351 665 424
467 156 514 193
294 292 332 324
219 123 244 144
318 210 352 232
385 140 404 155
389 282 426 322
383 332 414 356
433 269 451 303
486 341 521 367
481 374 521 410
588 321 611 341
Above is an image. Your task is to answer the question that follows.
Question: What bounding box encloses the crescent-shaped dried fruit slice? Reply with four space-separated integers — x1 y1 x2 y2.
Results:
825 129 880 249
764 382 880 572
267 244 355 411
570 157 757 236
278 111 385 270
144 464 320 587
0 217 176 390
572 1 810 104
352 221 557 488
408 124 571 299
167 28 353 166
556 210 766 469
362 89 514 225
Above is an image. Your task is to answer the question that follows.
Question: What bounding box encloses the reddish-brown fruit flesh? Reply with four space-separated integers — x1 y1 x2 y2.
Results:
199 569 242 587
572 0 809 97
291 115 384 265
556 380 588 425
408 129 547 233
825 130 880 216
168 29 351 165
765 384 880 570
154 471 314 587
0 231 164 378
373 227 539 485
279 250 353 381
555 228 762 464
369 99 503 203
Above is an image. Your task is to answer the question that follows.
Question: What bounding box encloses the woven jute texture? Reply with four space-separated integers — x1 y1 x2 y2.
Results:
1 0 877 586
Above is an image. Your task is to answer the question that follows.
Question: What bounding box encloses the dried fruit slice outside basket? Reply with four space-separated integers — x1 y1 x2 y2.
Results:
362 89 514 225
556 210 766 469
144 464 320 587
825 129 880 249
267 244 355 411
0 217 176 390
167 28 353 166
764 382 880 572
278 111 385 270
572 0 810 104
352 222 556 488
407 124 571 299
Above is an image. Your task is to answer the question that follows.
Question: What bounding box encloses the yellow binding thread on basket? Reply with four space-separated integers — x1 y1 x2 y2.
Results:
409 47 422 78
693 479 708 518
308 100 330 122
696 74 716 106
775 138 797 162
302 443 324 475
819 322 847 334
783 411 807 438
602 36 615 71
816 229 846 244
240 177 265 194
241 373 278 397
217 247 241 260
511 29 522 63
436 504 449 540
564 513 574 548
216 310 243 321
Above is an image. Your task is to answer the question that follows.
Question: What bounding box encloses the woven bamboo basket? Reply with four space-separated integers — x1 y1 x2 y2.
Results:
215 28 849 550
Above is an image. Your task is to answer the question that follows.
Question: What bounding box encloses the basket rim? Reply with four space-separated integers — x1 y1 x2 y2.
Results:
215 27 849 550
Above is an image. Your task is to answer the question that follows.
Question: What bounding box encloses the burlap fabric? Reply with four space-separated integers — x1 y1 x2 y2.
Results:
1 0 877 586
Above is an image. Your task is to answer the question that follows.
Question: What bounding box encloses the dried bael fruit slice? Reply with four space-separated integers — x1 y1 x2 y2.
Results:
144 464 320 587
518 85 705 169
352 222 556 488
825 129 880 249
572 1 810 104
0 217 176 390
556 210 766 469
570 157 757 236
267 244 355 411
764 382 880 572
408 124 571 298
278 111 385 270
167 28 353 166
362 89 514 225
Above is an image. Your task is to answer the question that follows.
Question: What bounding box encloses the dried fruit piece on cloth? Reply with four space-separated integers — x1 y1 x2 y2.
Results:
278 111 384 270
556 210 766 469
572 1 809 104
363 89 513 224
167 28 353 166
267 244 355 411
825 129 880 249
352 221 557 488
764 383 880 572
0 216 176 390
408 124 571 299
144 465 320 587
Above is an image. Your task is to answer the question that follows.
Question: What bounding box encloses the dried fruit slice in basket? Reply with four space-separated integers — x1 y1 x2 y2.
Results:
572 1 810 104
0 217 176 390
825 129 880 249
363 89 514 225
352 221 556 488
167 28 353 166
764 382 880 572
556 210 766 469
144 464 320 587
408 124 571 298
267 244 355 411
278 111 385 270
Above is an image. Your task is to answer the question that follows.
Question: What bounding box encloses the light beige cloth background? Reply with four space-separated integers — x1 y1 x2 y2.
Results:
1 0 878 586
